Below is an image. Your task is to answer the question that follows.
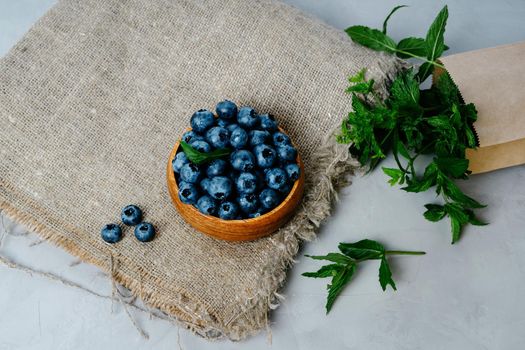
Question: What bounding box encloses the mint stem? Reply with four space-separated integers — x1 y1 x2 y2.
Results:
385 250 426 256
394 49 445 69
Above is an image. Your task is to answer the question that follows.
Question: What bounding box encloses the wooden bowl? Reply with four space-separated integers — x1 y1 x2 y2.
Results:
166 129 305 242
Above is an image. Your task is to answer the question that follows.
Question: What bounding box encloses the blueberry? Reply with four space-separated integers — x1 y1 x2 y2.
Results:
258 114 278 131
190 109 215 133
134 222 155 242
101 224 122 244
249 130 271 147
253 144 277 168
237 107 258 129
205 126 230 149
182 130 205 144
207 176 233 200
121 205 143 226
279 183 293 196
272 131 291 147
218 201 239 220
200 177 211 192
180 163 202 183
206 159 227 177
265 168 288 191
237 193 259 213
285 163 300 181
230 150 256 172
230 127 248 149
216 100 238 121
235 172 258 194
247 207 267 219
178 181 200 204
197 195 218 216
217 118 231 128
226 123 240 133
190 140 211 153
259 188 280 210
276 144 297 162
172 152 189 173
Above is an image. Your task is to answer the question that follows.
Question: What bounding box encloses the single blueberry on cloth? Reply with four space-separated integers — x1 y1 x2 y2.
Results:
121 205 143 226
101 224 123 244
134 222 155 242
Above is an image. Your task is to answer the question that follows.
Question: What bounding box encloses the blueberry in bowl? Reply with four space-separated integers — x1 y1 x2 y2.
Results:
166 100 304 241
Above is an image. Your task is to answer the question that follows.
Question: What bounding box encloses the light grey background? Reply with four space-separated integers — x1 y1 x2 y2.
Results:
1 1 524 349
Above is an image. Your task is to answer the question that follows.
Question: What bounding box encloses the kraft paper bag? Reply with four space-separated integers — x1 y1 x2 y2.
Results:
439 42 525 174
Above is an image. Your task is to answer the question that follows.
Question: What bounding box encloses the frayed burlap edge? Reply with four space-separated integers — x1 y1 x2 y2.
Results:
0 57 403 341
215 59 404 341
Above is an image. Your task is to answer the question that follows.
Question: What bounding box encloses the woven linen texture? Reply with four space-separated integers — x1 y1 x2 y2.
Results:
0 0 400 339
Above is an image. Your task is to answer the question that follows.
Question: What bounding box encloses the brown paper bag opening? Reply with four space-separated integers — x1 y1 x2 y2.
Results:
435 42 525 174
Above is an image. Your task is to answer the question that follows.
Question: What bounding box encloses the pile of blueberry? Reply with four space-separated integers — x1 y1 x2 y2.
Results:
173 100 300 219
101 205 156 243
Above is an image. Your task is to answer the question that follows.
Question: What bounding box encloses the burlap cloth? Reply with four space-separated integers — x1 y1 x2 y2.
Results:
0 0 401 340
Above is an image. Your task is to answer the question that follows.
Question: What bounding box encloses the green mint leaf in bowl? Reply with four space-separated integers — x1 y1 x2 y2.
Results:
179 140 230 165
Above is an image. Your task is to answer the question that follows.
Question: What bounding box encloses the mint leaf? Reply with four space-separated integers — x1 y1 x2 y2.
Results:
434 157 469 178
425 5 448 61
390 69 420 109
379 257 397 291
466 210 488 226
382 5 408 34
434 70 460 106
395 139 411 159
326 264 356 313
180 140 230 165
345 25 397 53
424 204 446 222
302 264 344 278
348 68 366 83
442 179 485 209
345 80 375 94
418 5 448 81
465 126 478 149
382 167 405 186
444 202 470 243
396 37 427 58
305 253 354 264
338 239 385 260
426 115 451 129
444 202 470 223
402 176 434 193
450 216 462 244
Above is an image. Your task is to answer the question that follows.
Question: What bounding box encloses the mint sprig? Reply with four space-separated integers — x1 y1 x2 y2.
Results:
345 5 449 74
303 239 425 313
338 5 487 243
179 140 231 165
